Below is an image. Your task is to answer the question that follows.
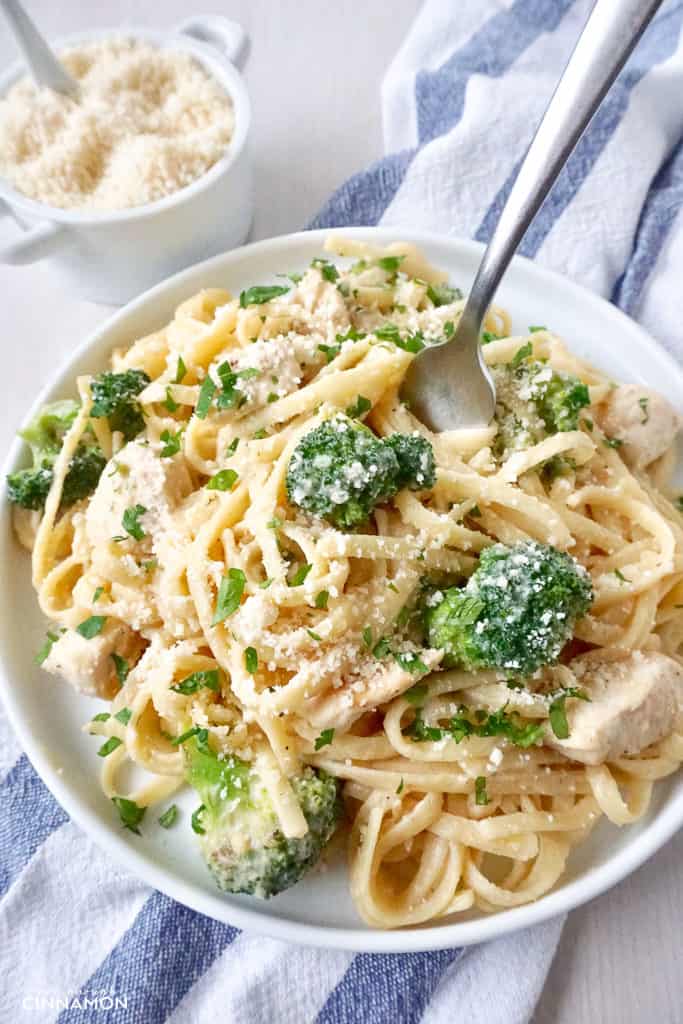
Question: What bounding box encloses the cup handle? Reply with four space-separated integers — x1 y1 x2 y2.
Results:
0 200 65 265
174 15 249 69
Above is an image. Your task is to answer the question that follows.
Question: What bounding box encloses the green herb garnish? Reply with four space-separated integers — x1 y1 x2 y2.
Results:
314 728 335 751
76 615 107 639
212 568 246 625
206 469 238 491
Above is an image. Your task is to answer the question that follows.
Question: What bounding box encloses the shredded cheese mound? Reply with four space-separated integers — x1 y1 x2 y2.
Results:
0 37 234 211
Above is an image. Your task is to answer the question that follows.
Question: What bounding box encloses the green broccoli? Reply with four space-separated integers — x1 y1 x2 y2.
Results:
90 369 150 441
384 433 436 491
425 540 593 676
185 738 341 898
493 353 590 456
7 400 106 511
285 414 436 529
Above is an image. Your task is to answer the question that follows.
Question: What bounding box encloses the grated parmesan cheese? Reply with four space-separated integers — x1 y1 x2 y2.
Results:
0 38 234 211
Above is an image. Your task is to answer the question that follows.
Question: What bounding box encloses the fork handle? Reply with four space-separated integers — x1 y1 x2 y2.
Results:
462 0 663 336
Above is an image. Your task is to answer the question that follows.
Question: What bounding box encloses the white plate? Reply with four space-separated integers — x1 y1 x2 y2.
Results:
2 227 683 953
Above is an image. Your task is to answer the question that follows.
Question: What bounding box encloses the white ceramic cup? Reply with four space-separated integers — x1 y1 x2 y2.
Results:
0 15 253 304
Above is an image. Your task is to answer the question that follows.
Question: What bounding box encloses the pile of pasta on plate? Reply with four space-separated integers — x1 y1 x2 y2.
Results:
9 235 683 929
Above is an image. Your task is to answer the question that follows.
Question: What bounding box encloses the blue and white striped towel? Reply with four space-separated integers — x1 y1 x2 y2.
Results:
3 1 683 1021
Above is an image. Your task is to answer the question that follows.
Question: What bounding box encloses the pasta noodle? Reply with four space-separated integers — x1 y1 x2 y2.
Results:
15 235 683 929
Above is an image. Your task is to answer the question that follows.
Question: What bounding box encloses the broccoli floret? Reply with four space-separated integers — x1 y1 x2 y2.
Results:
493 356 590 456
533 369 590 433
20 399 79 458
285 414 436 529
6 464 54 510
90 369 150 441
60 447 107 505
384 433 436 491
425 540 593 676
185 738 341 899
6 400 105 511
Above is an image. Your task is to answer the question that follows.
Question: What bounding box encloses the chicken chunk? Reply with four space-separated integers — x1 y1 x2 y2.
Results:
547 650 683 765
42 618 138 698
85 440 193 557
597 385 682 471
305 649 442 730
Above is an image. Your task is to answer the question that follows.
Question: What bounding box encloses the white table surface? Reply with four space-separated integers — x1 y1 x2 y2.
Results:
1 4 681 1023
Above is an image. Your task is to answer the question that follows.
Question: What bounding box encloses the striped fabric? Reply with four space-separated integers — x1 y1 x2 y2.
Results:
3 1 683 1020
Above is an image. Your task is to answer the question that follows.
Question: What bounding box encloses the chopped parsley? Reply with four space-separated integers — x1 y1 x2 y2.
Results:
396 778 404 795
174 357 187 384
362 626 373 648
191 804 206 834
215 364 259 410
614 568 630 583
289 563 312 587
427 282 462 306
377 255 404 273
112 796 146 835
407 704 545 749
164 386 179 413
158 804 179 829
97 736 122 758
529 325 547 333
160 429 183 457
318 343 341 363
312 257 339 282
639 396 649 424
372 636 392 659
93 586 104 602
239 284 290 307
511 342 533 368
114 707 132 725
212 568 246 625
226 437 239 456
395 652 429 674
307 629 323 642
195 377 216 419
548 688 589 740
171 725 210 750
92 712 111 723
109 655 129 690
171 670 220 695
475 776 490 806
346 395 372 419
603 436 623 450
76 615 107 639
444 321 455 338
206 468 238 491
244 647 258 674
122 504 146 541
315 590 329 609
36 629 60 664
314 728 335 751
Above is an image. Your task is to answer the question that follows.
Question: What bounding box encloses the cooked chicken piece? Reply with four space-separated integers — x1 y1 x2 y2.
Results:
597 385 682 471
228 333 324 407
85 441 193 557
305 649 442 730
547 650 683 765
42 618 138 698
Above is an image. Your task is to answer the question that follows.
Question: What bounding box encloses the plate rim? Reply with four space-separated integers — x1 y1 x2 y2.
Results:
2 225 683 953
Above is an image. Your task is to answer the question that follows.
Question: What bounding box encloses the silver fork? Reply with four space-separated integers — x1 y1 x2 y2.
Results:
401 0 663 432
